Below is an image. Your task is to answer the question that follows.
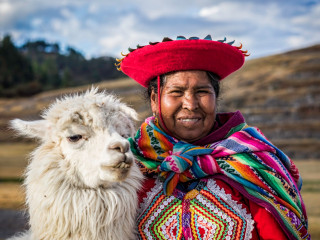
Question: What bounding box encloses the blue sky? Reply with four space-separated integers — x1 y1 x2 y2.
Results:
0 0 319 59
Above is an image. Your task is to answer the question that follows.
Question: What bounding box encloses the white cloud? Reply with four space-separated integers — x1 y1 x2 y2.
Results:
31 18 43 28
287 36 306 48
88 3 99 14
131 1 191 20
0 0 319 59
292 3 320 28
0 1 16 26
0 1 12 14
198 1 320 57
199 2 281 26
199 6 220 17
96 13 160 57
285 3 320 49
60 8 73 18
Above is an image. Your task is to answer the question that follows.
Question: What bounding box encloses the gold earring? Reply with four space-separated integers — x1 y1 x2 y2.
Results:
153 113 159 124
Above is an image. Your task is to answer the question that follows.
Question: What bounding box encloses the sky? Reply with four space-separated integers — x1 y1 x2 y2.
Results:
0 0 319 59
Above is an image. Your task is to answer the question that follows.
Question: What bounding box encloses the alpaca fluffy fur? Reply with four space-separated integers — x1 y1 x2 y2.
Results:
8 89 143 240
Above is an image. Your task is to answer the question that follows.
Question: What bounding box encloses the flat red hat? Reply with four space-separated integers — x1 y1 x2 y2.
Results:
116 35 249 88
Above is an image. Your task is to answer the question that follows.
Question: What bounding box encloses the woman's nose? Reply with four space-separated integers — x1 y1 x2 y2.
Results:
182 93 198 110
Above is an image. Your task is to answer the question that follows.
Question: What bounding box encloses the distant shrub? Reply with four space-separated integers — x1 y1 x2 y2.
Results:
0 35 125 98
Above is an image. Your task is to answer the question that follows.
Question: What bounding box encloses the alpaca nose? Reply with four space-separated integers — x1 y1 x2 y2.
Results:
108 140 130 153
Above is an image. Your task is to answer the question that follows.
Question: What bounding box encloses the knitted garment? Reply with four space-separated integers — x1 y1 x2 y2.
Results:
129 116 310 239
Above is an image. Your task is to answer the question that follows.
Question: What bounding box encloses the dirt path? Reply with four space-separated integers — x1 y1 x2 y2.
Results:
0 209 28 239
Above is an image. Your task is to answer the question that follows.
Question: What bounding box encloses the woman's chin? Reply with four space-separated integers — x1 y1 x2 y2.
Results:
173 129 206 143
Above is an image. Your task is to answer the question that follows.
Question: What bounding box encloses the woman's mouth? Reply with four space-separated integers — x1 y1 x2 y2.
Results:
177 117 201 127
179 118 200 122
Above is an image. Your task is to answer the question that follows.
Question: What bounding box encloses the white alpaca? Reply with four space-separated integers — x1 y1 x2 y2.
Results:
8 89 143 240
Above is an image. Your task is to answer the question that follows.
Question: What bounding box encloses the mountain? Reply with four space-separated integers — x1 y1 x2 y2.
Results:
220 44 320 159
0 36 124 98
1 44 319 160
0 78 149 143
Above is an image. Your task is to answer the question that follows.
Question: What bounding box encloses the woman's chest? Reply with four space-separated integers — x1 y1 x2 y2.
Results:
137 178 255 240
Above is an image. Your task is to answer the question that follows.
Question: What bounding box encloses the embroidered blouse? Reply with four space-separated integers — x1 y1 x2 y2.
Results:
136 111 288 239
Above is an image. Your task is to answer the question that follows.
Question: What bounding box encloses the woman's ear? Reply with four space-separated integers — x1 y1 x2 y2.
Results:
150 89 158 114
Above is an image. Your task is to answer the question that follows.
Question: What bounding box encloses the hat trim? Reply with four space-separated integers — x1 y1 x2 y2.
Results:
115 35 249 71
117 35 249 87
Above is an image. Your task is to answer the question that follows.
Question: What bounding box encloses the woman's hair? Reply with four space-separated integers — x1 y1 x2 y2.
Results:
145 71 220 100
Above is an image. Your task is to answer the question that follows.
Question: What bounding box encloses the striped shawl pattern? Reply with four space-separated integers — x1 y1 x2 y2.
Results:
129 117 310 239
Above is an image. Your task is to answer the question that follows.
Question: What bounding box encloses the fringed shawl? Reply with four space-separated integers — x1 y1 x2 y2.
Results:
129 114 310 239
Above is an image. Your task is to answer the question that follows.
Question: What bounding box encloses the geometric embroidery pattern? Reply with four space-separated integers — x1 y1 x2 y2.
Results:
137 179 254 240
138 193 183 239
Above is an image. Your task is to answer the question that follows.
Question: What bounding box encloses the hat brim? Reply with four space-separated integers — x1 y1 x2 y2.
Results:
121 39 245 88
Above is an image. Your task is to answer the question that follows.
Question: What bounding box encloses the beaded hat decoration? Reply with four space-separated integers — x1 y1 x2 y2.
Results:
116 35 249 88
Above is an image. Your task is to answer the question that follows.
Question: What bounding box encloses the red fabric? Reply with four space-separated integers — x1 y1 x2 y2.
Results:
137 178 156 204
121 39 245 87
221 179 287 240
138 177 287 239
249 201 288 240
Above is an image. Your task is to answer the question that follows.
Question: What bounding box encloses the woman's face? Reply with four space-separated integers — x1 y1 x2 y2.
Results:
151 70 217 143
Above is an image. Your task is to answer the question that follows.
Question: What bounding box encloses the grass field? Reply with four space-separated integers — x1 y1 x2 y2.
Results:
0 143 319 238
295 160 320 239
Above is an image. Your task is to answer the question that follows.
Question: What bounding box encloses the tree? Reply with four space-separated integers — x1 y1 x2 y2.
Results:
0 35 36 97
0 36 124 97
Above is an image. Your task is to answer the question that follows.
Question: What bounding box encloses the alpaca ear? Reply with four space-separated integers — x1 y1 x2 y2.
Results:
10 119 47 139
120 105 139 121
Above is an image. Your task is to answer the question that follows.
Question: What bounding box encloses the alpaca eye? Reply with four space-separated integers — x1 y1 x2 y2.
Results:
120 132 130 138
67 135 83 142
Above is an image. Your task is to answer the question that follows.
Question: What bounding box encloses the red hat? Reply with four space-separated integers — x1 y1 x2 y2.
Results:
116 35 249 88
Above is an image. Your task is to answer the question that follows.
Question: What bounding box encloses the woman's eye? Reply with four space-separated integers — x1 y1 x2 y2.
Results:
67 135 83 142
170 90 183 95
197 90 213 96
197 90 209 93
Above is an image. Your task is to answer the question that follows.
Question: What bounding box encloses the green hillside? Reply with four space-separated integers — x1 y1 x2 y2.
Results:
0 35 124 98
0 44 319 239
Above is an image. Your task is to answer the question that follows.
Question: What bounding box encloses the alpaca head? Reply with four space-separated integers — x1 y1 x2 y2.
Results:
11 89 139 188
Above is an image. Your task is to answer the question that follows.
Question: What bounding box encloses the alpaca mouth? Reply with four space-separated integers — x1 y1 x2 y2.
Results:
101 162 131 171
113 162 131 169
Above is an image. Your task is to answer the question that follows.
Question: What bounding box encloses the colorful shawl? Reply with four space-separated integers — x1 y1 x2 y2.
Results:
129 116 310 239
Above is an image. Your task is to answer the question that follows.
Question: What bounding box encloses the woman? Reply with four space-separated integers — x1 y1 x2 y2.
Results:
116 35 310 239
